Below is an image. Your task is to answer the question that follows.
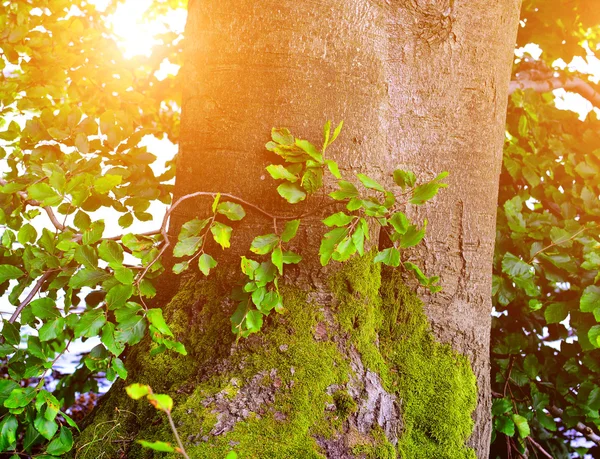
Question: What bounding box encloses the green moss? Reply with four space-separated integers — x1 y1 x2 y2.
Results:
333 391 358 419
332 255 477 459
76 254 477 459
351 427 397 459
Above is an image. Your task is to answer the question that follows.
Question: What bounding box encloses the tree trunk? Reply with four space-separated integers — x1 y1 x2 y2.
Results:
75 1 521 458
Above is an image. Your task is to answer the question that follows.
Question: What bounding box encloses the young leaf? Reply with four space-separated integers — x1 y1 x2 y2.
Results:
266 164 298 182
373 247 400 267
217 202 246 221
325 160 341 179
250 234 279 255
323 212 355 227
357 173 385 192
173 236 202 258
272 247 283 274
329 181 359 200
0 265 24 285
409 172 448 205
319 227 349 266
281 219 300 243
277 182 306 204
147 393 173 413
126 383 151 400
146 309 173 337
198 253 218 276
137 440 175 453
393 169 416 189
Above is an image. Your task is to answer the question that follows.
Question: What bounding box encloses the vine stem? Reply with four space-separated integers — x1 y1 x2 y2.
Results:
165 410 190 459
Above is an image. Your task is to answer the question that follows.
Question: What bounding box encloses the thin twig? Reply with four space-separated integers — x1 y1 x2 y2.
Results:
166 411 190 459
528 227 587 263
527 437 553 459
509 76 600 109
9 271 54 324
549 406 600 445
0 178 66 232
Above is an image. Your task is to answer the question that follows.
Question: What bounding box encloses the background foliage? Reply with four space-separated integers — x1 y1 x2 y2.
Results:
490 1 600 457
1 0 600 458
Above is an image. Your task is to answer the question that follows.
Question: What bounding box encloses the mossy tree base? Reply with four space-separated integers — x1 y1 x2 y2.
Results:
75 255 477 459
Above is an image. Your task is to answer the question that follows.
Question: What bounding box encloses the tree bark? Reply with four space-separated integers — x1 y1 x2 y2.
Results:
75 1 521 458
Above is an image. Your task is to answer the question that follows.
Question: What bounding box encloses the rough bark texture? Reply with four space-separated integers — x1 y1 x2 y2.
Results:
384 1 522 454
75 1 522 458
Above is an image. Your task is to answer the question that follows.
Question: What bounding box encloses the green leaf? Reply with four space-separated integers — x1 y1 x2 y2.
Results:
30 298 60 320
94 174 122 194
112 357 128 379
137 440 175 453
146 309 173 337
0 265 24 284
501 253 533 278
126 383 151 400
511 414 530 438
172 261 189 274
217 202 246 221
271 127 294 146
589 325 600 348
272 247 283 274
18 224 37 245
266 164 298 182
319 227 349 266
393 169 416 189
281 220 300 243
323 212 354 227
389 212 409 235
98 240 124 268
495 416 515 437
0 415 17 451
373 247 401 267
106 284 134 310
245 310 264 332
492 398 512 416
114 266 134 285
282 251 302 264
27 183 62 206
357 173 385 192
198 253 217 276
173 236 202 257
545 302 569 324
211 193 221 212
295 139 323 163
581 285 600 313
179 218 210 239
34 414 58 440
74 245 98 269
410 173 448 205
69 269 111 288
277 182 306 204
82 221 105 245
148 393 173 412
211 222 232 249
46 426 73 455
330 120 343 144
400 222 427 249
325 160 341 179
2 321 20 346
329 181 359 200
74 309 106 338
39 317 65 342
251 234 279 255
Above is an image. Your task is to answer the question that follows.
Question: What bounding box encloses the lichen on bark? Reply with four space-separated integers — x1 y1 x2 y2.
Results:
74 254 477 458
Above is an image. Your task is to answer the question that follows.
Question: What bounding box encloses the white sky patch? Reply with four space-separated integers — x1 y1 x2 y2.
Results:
90 0 186 58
